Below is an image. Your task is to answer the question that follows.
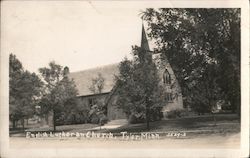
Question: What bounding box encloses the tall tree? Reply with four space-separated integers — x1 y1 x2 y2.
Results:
9 53 43 129
39 61 78 131
142 9 240 115
88 73 107 124
116 46 164 129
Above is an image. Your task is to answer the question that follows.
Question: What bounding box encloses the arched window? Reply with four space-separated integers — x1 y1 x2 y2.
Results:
163 69 171 84
165 93 173 102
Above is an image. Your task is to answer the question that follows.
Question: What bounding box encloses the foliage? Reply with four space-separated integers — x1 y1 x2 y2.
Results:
115 46 165 128
89 73 105 94
9 53 43 128
88 101 108 125
166 109 189 119
87 73 108 125
128 113 145 124
39 61 78 130
99 115 108 125
142 8 240 115
56 99 90 125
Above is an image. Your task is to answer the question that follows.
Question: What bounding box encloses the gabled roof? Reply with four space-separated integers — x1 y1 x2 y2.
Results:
68 63 119 97
68 24 155 97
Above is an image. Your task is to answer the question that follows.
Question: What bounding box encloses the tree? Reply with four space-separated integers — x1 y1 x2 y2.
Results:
142 9 240 116
88 73 107 125
39 61 78 131
89 73 105 94
9 53 43 129
115 47 164 129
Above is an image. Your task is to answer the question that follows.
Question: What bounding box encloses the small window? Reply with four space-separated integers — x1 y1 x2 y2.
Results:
165 93 173 102
163 69 171 84
88 98 97 106
175 93 178 101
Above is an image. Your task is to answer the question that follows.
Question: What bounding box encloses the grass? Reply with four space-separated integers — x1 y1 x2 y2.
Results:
10 124 99 137
101 114 240 135
10 114 240 137
27 124 99 132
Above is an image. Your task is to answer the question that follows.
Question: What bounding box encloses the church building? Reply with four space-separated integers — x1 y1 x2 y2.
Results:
68 25 184 121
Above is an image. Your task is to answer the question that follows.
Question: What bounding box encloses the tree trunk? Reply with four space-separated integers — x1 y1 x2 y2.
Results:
45 114 49 125
146 105 150 130
236 101 241 123
146 118 149 130
26 119 29 126
22 118 25 131
208 97 216 126
212 112 217 126
53 109 56 131
12 120 16 129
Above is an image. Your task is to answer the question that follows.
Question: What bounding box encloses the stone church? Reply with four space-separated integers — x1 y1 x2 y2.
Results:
68 25 184 121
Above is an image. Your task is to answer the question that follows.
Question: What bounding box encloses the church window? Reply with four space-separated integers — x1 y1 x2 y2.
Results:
175 93 178 101
165 93 173 102
88 98 97 106
163 69 171 84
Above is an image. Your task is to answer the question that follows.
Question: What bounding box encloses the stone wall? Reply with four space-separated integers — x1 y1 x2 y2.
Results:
153 53 184 117
106 94 126 120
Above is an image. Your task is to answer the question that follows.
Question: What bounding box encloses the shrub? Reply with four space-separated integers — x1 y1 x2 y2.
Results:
128 113 145 124
179 109 189 117
90 113 99 124
166 111 177 119
128 114 137 124
150 108 163 121
99 115 108 125
166 109 187 119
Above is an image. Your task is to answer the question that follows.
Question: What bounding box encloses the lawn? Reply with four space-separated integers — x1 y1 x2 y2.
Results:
10 113 240 137
104 114 240 133
10 124 99 137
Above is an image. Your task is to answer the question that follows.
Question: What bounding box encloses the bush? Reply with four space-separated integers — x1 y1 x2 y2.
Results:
55 110 90 125
179 109 189 117
192 104 211 115
166 109 187 119
90 113 99 124
128 113 145 124
99 115 108 125
150 108 163 121
166 111 177 119
128 114 137 124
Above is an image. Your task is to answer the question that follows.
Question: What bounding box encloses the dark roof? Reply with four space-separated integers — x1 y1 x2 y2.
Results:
68 63 119 96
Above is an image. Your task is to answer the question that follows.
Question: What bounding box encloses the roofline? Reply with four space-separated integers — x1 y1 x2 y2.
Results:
77 92 111 98
70 62 120 74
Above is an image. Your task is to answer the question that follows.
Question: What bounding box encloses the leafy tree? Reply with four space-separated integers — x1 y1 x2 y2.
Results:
88 73 107 124
9 53 43 129
115 47 165 129
142 9 240 116
39 61 78 131
89 73 105 94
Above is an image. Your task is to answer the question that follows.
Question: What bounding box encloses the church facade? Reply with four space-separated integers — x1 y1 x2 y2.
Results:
68 63 126 120
68 25 184 121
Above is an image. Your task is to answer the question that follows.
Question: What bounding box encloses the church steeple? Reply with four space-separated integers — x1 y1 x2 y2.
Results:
138 23 153 64
140 24 151 52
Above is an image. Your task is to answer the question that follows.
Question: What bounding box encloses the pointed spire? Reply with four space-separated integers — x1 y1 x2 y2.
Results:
141 24 151 52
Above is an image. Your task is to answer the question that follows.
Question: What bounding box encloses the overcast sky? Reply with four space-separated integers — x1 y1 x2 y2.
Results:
2 1 150 73
3 1 243 74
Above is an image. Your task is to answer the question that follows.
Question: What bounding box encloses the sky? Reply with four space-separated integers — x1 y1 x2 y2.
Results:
2 1 149 73
2 1 244 74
